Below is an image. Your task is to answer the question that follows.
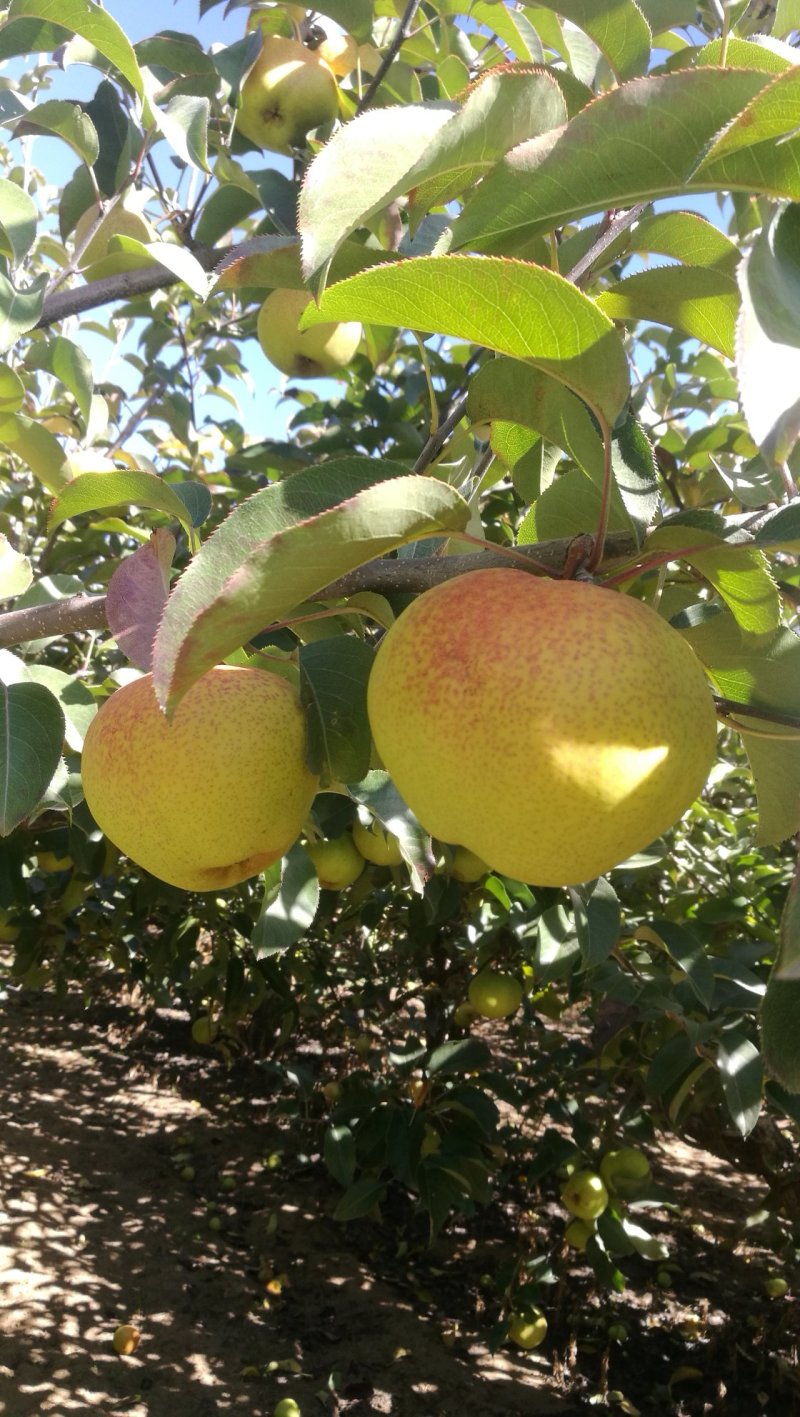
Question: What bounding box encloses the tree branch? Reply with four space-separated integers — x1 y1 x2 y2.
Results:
36 244 225 330
0 533 638 651
355 0 422 115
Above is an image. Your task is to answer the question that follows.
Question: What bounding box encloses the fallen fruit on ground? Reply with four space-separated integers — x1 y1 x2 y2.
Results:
561 1169 609 1221
236 34 338 153
367 569 717 886
508 1309 548 1349
306 834 365 889
113 1324 141 1355
81 666 319 892
257 288 361 379
600 1146 651 1198
468 969 523 1019
352 817 403 866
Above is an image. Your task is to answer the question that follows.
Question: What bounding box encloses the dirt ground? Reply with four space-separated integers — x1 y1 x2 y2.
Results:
1 990 798 1417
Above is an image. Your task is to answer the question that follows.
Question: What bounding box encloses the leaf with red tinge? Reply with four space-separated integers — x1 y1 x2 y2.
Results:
106 530 175 672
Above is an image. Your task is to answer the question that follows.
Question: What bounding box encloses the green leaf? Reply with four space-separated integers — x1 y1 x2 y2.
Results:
534 0 652 79
570 876 621 967
170 481 212 529
155 94 211 173
324 1124 356 1188
774 0 800 36
737 203 800 464
597 267 740 359
681 611 800 845
0 363 25 414
0 413 69 492
620 1218 669 1262
313 0 373 43
348 769 433 888
152 461 469 714
25 335 93 426
333 1175 386 1222
306 257 629 423
648 524 781 640
651 919 716 1010
24 665 96 751
0 681 65 836
427 1038 492 1076
213 234 400 294
0 178 37 265
0 271 48 355
299 637 375 787
0 533 32 599
631 211 740 272
518 466 633 543
108 237 211 298
716 1026 762 1137
775 867 800 982
14 99 99 164
48 470 197 537
8 0 145 103
468 356 605 482
695 65 800 166
452 70 784 254
84 79 133 198
251 842 320 957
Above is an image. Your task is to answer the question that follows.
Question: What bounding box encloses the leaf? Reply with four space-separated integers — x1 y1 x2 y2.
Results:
519 466 633 543
8 0 145 104
106 530 176 673
682 611 800 845
598 267 740 359
647 524 781 640
155 94 211 173
48 469 197 537
25 335 93 426
251 842 320 957
0 177 37 265
717 1026 762 1137
152 460 468 713
0 413 69 493
535 0 652 79
0 271 48 355
170 481 213 528
775 866 800 982
0 533 32 598
0 363 24 414
620 1217 670 1262
306 257 629 423
695 65 800 166
427 1038 492 1076
631 211 740 271
299 637 375 787
324 1124 356 1188
333 1175 386 1222
213 234 399 294
570 876 621 967
348 769 433 889
452 70 784 254
109 237 211 298
14 99 99 165
736 203 800 464
0 681 65 836
647 920 716 1010
84 79 131 198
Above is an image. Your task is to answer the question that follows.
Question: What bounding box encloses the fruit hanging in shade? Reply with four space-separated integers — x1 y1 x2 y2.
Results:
367 569 717 886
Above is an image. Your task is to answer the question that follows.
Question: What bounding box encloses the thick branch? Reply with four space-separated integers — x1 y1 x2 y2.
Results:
0 534 638 650
36 245 225 330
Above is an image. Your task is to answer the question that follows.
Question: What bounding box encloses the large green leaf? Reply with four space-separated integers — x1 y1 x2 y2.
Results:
8 0 145 103
251 842 320 957
48 470 197 537
630 211 740 272
736 203 800 464
717 1026 762 1138
300 69 566 283
535 0 651 79
14 99 99 165
305 257 630 423
299 637 375 786
0 413 69 493
0 178 37 266
0 680 65 836
0 272 48 355
25 335 93 427
647 524 781 640
152 460 469 712
597 267 740 359
518 465 633 543
452 70 784 254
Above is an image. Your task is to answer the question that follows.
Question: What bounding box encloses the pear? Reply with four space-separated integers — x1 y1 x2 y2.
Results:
257 288 361 379
237 35 338 153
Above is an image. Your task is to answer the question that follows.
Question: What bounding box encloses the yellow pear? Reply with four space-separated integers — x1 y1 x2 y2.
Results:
306 833 365 889
112 1324 141 1356
81 666 318 892
316 31 358 76
352 817 403 866
561 1170 609 1221
450 845 489 882
257 288 361 379
508 1310 547 1349
73 202 153 277
236 34 338 153
468 969 523 1019
367 569 717 886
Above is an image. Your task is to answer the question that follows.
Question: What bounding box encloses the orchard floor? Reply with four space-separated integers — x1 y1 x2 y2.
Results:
1 989 798 1417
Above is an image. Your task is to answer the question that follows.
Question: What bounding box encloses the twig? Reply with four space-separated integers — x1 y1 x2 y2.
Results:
565 202 649 288
355 0 421 115
36 245 224 330
0 532 639 650
713 697 800 732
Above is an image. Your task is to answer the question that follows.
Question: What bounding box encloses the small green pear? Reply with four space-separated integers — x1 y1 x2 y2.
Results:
237 34 338 153
257 288 361 379
306 834 365 889
352 817 403 867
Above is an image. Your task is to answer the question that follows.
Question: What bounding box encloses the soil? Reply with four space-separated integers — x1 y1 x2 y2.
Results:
1 989 798 1417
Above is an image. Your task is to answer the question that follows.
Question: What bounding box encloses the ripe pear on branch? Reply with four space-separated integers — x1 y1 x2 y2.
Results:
236 34 339 153
257 288 361 378
367 569 717 887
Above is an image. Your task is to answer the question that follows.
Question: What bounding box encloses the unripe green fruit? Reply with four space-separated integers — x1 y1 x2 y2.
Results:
764 1276 789 1297
273 1400 301 1417
367 570 716 886
352 817 403 867
468 969 523 1019
561 1170 609 1221
453 1002 476 1027
180 1165 196 1181
599 1146 651 1198
257 288 361 379
82 667 319 893
192 1016 218 1045
564 1219 593 1251
219 1174 237 1192
306 834 365 889
508 1309 547 1349
237 35 338 153
208 1215 223 1232
450 845 490 883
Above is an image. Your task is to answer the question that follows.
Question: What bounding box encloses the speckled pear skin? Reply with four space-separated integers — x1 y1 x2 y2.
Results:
82 667 319 892
367 570 717 886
